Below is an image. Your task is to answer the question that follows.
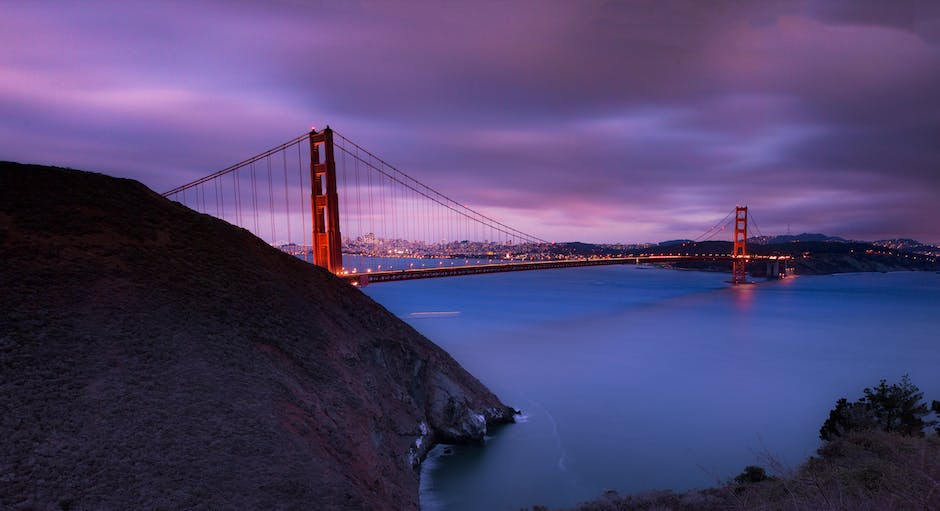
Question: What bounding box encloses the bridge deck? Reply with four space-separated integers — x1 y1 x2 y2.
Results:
339 254 788 285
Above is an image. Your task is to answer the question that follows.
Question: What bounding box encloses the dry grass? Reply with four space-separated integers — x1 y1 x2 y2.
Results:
541 430 940 511
0 162 513 511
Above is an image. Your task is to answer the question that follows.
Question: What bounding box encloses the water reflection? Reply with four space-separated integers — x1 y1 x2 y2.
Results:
730 282 756 311
364 269 940 511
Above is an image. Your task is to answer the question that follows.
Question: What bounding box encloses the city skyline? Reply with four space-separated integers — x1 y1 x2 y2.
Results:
2 1 939 243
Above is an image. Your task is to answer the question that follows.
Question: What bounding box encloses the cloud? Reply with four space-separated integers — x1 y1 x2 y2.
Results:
2 1 938 242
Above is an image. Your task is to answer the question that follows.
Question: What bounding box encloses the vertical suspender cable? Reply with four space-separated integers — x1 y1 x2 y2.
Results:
355 146 362 245
385 164 392 250
367 152 374 250
380 164 387 250
219 177 225 223
341 146 349 257
234 169 241 227
267 157 275 244
283 147 291 247
250 161 259 235
297 142 306 259
275 147 290 248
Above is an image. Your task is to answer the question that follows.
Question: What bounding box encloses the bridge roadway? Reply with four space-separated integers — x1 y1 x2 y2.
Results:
339 254 790 285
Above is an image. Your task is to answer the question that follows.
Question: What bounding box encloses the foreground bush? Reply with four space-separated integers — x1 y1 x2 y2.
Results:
535 431 940 511
535 376 940 511
819 375 935 440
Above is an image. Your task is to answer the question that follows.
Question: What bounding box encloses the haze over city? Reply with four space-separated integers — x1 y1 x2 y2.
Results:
2 1 939 243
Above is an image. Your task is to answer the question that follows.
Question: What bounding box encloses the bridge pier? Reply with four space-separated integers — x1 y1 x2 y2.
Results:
766 259 780 279
765 258 793 280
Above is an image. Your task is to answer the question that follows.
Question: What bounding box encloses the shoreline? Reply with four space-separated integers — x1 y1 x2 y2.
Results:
374 270 940 511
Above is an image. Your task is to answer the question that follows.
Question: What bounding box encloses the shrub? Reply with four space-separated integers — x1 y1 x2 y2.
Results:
933 400 940 434
733 465 771 484
820 375 935 441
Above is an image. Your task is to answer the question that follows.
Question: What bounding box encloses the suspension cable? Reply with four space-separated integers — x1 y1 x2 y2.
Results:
333 131 548 243
333 143 545 243
692 209 735 243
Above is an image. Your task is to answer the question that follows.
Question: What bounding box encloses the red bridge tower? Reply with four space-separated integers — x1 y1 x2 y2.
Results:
310 127 343 273
732 205 748 284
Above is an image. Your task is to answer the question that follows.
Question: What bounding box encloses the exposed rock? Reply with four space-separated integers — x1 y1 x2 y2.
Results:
0 162 514 511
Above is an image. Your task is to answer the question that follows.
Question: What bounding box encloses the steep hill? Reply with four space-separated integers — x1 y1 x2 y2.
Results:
0 162 514 510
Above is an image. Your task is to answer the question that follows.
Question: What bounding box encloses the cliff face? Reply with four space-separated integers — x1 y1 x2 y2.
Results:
0 162 514 511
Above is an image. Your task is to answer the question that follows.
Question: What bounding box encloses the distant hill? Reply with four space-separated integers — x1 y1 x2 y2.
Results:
750 233 848 244
542 238 939 275
753 241 939 274
656 240 940 275
657 239 693 247
538 233 939 275
0 162 514 511
874 238 939 254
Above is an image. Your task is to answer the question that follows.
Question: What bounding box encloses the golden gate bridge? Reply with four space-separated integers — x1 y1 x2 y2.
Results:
162 127 789 286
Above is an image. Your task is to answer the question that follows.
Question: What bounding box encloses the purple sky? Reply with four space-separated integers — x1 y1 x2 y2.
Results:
2 1 939 243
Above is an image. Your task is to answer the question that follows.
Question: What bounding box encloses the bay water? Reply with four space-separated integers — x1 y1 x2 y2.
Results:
362 266 940 510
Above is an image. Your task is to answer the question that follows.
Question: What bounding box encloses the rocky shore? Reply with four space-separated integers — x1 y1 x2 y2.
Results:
0 162 514 510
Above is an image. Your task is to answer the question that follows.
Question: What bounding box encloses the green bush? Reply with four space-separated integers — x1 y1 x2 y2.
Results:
733 465 771 484
933 400 940 434
820 375 935 441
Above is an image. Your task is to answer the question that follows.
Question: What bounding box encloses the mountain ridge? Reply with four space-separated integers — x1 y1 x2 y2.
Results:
0 161 514 510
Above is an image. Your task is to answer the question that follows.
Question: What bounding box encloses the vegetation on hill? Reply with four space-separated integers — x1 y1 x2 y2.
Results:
535 377 940 511
0 162 514 511
820 376 936 441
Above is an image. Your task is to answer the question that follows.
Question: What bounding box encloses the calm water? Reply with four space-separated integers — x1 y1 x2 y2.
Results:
362 267 940 511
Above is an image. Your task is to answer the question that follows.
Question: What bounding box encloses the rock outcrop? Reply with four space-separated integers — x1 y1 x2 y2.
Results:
0 162 514 510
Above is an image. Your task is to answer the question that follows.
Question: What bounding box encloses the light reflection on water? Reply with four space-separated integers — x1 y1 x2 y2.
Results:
363 267 940 511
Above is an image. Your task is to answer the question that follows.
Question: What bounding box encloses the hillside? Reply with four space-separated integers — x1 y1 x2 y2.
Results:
539 431 940 511
524 239 939 276
0 162 514 510
634 240 940 276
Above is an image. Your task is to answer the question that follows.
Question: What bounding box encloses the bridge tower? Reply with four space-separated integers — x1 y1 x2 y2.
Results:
310 127 343 273
732 205 747 284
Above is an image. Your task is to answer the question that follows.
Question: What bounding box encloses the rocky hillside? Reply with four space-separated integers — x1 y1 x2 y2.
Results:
0 162 514 510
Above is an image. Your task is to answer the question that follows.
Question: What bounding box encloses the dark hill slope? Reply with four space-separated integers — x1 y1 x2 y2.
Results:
0 162 513 510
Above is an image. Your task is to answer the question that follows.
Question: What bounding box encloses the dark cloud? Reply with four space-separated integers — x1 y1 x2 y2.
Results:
807 0 940 38
1 0 938 242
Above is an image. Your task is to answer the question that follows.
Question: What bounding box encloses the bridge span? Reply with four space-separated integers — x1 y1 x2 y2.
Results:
163 126 791 286
341 254 791 286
